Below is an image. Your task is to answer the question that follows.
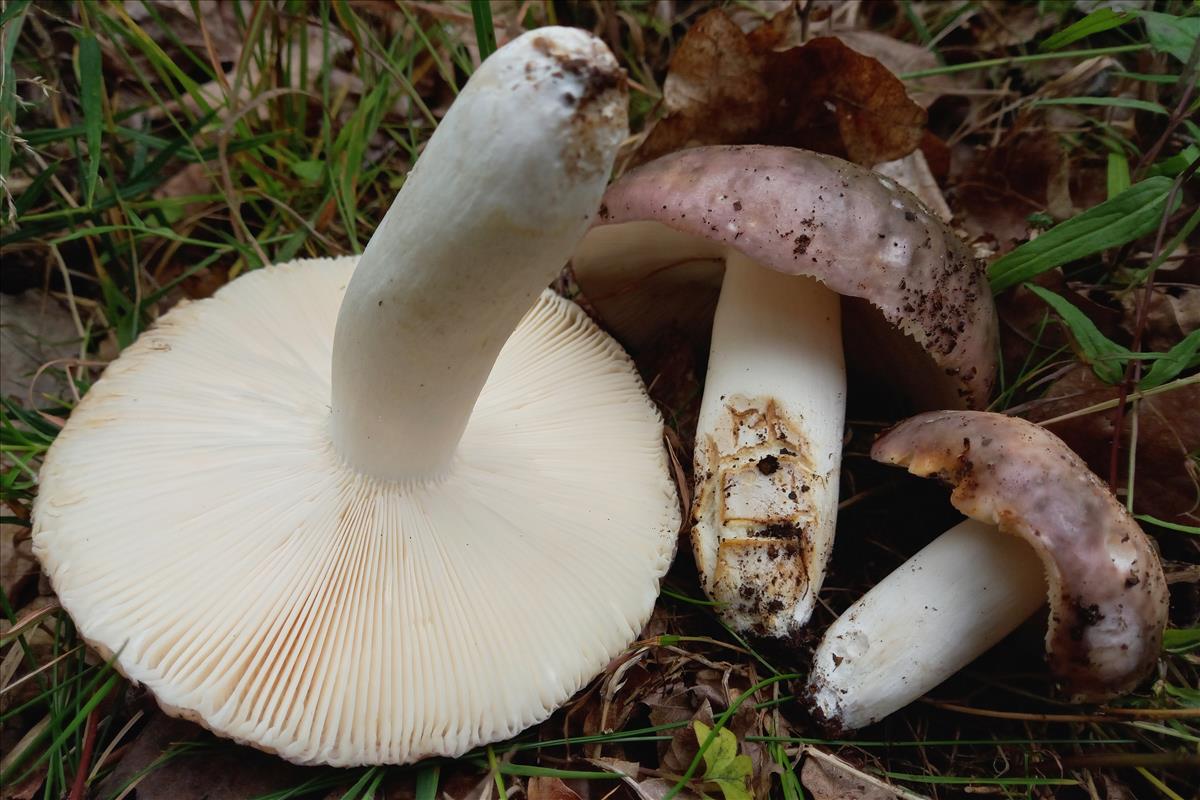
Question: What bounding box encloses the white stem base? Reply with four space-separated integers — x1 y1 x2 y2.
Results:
807 518 1046 730
691 252 846 638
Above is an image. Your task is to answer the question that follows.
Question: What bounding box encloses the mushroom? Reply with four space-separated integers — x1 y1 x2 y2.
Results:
571 146 996 638
32 28 680 766
806 411 1169 731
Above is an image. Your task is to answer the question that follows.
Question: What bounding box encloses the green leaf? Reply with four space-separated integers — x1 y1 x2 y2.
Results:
1140 330 1200 390
1107 151 1130 198
989 177 1179 293
1162 627 1200 654
693 721 753 800
1141 11 1200 63
1033 96 1169 114
1040 8 1136 51
290 159 325 184
1025 285 1130 384
1146 144 1199 178
77 32 104 206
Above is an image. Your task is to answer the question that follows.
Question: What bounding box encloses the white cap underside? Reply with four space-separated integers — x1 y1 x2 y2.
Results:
32 258 680 766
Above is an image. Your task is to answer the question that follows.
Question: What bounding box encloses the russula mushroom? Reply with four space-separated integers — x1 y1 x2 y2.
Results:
807 411 1169 731
571 146 996 638
32 28 680 766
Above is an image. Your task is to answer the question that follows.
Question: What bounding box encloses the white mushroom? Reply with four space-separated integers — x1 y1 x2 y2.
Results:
32 28 680 767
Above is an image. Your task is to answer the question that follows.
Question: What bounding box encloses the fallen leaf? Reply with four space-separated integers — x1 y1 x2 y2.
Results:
1027 365 1200 527
800 749 907 800
634 11 766 165
0 524 38 602
0 291 82 400
831 29 951 108
633 10 926 169
93 710 317 800
528 777 584 800
969 2 1059 48
953 132 1073 253
1114 285 1200 354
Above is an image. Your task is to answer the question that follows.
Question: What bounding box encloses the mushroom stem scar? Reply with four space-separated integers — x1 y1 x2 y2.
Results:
806 518 1046 731
691 252 845 638
328 31 627 481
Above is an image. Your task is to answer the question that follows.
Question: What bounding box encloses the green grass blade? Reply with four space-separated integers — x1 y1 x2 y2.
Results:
1107 151 1131 198
1162 628 1200 654
988 177 1178 293
1033 96 1169 114
414 765 440 800
471 0 497 61
0 0 31 222
77 32 105 206
901 44 1149 79
1040 8 1136 51
1136 515 1200 534
0 0 31 26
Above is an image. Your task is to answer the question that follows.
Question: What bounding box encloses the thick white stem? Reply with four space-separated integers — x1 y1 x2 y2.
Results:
807 518 1046 730
330 29 625 481
691 252 846 638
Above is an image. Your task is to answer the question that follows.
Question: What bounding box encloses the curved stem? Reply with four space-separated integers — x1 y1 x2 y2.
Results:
328 29 625 481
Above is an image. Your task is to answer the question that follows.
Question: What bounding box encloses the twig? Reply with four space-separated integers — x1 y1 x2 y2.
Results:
923 700 1200 721
67 707 99 800
1061 752 1200 770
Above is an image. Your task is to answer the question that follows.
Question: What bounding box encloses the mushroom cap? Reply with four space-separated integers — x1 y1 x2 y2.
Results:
871 411 1168 701
32 258 680 766
572 145 997 409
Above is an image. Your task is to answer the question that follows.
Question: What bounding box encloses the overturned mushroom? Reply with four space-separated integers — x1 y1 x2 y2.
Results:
807 411 1169 731
572 146 996 638
32 29 680 766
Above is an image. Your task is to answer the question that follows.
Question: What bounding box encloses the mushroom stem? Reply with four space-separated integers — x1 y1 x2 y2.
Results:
691 252 845 638
806 518 1045 731
329 29 626 481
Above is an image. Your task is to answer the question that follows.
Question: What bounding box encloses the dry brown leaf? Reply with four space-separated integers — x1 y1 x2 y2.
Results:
800 750 910 800
1027 366 1200 527
93 711 317 800
970 1 1059 48
0 291 82 400
528 777 584 800
829 30 949 108
953 132 1072 252
633 10 926 168
1115 285 1200 354
0 525 38 602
